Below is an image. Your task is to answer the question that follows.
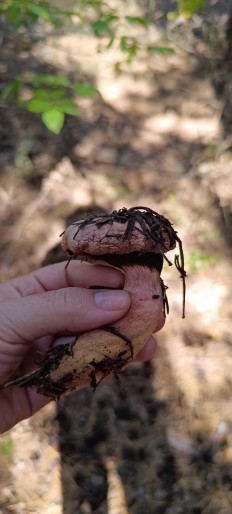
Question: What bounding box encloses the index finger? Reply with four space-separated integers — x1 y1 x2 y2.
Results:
1 261 125 299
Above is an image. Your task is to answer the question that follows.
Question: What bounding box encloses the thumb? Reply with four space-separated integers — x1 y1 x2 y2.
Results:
0 287 131 346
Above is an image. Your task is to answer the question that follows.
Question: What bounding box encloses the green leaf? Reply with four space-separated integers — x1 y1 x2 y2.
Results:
0 77 23 101
26 99 51 113
56 99 80 115
0 436 13 456
31 74 71 87
119 36 138 60
74 83 97 96
92 19 110 36
120 36 128 52
127 43 138 61
107 35 115 49
43 89 66 101
125 16 149 27
106 14 119 23
28 4 54 22
42 108 65 133
147 46 175 54
33 88 65 102
3 4 21 27
33 89 52 101
177 0 206 17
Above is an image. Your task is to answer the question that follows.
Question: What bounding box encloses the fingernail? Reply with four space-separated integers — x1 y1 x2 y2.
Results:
94 290 130 311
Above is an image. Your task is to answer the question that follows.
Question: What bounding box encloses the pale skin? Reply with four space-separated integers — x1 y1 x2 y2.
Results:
0 261 164 434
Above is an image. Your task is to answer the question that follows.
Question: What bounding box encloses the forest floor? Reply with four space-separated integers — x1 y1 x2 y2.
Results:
0 2 232 513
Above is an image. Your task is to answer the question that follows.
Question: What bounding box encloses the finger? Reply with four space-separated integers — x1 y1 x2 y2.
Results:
1 261 125 299
0 382 50 434
134 336 157 362
0 287 131 344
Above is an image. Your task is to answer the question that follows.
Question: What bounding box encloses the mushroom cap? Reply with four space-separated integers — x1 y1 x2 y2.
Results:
61 207 177 258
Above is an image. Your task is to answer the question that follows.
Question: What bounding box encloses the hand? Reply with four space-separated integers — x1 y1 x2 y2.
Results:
0 261 161 433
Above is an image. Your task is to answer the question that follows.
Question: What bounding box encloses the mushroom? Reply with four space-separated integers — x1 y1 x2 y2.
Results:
0 207 186 399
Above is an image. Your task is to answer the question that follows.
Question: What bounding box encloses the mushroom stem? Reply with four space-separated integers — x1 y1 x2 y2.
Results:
113 265 163 354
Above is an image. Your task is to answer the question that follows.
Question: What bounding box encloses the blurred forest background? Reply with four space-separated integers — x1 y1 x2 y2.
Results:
0 1 232 513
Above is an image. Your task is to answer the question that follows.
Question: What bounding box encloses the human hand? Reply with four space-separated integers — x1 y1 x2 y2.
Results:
0 261 163 433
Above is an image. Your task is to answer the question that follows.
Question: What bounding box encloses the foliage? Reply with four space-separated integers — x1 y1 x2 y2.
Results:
0 0 73 29
1 74 98 133
0 435 13 456
0 0 205 132
177 0 206 18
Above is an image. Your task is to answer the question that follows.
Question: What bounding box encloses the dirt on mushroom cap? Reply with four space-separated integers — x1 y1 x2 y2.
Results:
61 219 174 257
61 206 177 258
